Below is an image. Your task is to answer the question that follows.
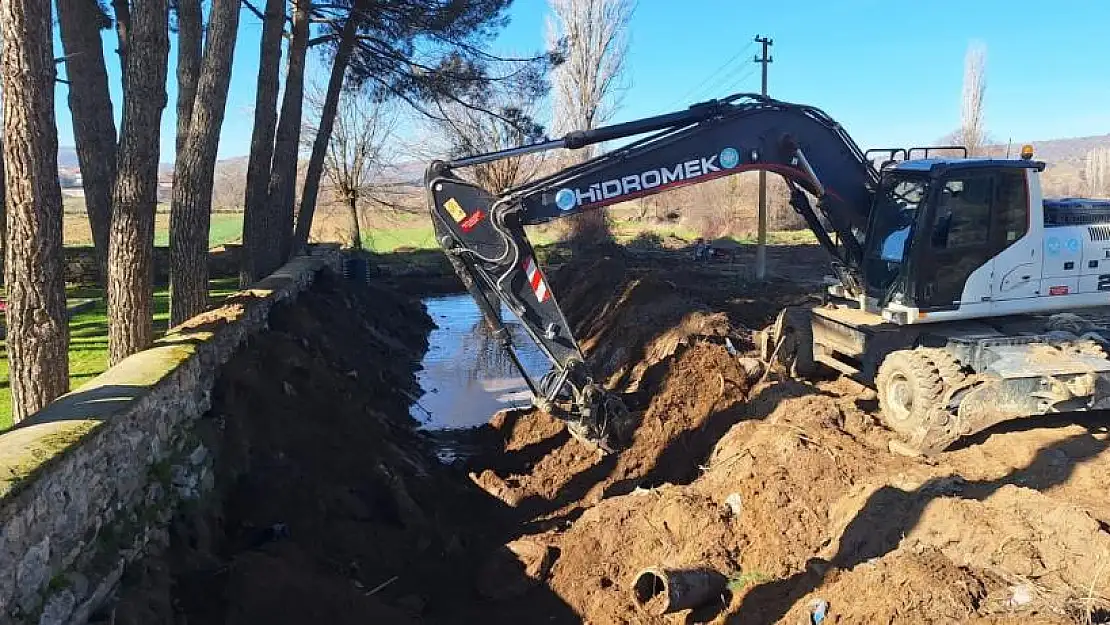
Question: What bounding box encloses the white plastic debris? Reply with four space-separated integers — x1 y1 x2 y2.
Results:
810 598 829 624
724 493 743 517
1007 584 1033 607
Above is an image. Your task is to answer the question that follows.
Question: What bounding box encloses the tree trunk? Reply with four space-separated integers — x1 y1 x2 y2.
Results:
111 0 130 93
169 0 241 327
173 0 202 158
57 0 118 285
240 0 285 285
291 8 361 254
346 193 362 250
1 0 70 422
0 145 7 278
107 0 169 364
266 0 310 267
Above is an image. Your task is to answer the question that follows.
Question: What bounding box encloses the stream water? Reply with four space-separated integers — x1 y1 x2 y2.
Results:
413 294 551 433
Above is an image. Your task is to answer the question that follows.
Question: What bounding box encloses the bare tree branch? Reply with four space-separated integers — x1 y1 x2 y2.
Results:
959 41 987 156
1086 147 1110 196
303 81 398 248
546 0 633 242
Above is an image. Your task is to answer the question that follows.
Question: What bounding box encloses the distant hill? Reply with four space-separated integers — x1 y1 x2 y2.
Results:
988 134 1110 166
373 160 424 186
985 134 1110 196
59 146 79 169
57 131 1110 200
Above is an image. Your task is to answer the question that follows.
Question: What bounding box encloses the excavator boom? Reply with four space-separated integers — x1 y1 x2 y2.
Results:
425 93 881 449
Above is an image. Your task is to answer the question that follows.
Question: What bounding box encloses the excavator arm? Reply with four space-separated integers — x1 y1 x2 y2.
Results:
425 94 879 450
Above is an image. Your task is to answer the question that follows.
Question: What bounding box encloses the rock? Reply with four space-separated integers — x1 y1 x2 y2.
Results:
38 588 76 625
736 357 764 380
188 444 208 466
887 439 922 458
469 470 522 507
475 539 557 601
16 538 50 607
857 388 878 402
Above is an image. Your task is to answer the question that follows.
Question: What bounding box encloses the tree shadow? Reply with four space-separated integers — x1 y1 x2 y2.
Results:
731 429 1110 623
947 410 1108 452
21 383 148 424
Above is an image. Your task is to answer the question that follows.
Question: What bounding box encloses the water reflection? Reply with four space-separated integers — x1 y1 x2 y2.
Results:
414 294 551 430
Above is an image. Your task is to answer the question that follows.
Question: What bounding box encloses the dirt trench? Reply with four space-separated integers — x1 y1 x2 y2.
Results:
109 253 1110 625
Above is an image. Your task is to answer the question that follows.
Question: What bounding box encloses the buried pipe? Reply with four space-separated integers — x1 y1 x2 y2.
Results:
631 567 727 615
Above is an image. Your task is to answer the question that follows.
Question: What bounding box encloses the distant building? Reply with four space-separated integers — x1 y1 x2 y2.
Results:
157 174 174 204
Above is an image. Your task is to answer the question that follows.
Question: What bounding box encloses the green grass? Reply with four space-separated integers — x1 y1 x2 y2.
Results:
362 225 439 252
360 223 564 252
151 213 244 247
357 209 819 253
63 212 243 248
0 277 240 431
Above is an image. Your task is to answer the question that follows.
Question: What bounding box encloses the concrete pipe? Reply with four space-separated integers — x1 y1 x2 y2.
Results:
631 567 726 615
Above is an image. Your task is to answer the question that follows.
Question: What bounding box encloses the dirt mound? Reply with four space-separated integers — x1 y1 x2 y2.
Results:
471 248 1110 623
469 257 756 523
548 255 739 391
530 372 1110 624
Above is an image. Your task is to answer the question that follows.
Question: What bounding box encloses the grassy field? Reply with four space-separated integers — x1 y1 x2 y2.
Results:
62 213 244 248
351 215 817 252
0 278 239 430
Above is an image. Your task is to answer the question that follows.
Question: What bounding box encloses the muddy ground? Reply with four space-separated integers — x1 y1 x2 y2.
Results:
111 250 1110 624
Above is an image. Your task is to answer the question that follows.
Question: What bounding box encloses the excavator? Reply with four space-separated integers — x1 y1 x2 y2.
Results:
425 93 1110 454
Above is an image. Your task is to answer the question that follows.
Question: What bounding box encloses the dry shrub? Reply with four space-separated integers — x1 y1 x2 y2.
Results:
564 209 615 248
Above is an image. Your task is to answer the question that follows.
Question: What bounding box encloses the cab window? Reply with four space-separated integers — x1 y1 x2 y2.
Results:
931 175 992 249
994 170 1029 243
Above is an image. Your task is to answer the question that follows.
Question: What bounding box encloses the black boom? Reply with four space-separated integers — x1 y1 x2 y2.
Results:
425 93 880 450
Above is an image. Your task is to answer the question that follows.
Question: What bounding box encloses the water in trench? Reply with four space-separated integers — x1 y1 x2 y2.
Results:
414 294 551 442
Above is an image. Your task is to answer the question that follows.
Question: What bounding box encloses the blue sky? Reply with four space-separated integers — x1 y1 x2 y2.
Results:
55 0 1110 164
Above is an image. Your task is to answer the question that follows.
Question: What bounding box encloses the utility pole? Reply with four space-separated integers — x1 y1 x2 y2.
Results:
754 35 773 280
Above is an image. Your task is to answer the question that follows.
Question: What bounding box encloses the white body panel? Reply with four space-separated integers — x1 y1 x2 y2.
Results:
891 171 1110 325
991 171 1045 301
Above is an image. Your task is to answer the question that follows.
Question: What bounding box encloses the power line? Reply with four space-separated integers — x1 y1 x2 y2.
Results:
686 59 751 104
666 40 755 109
719 64 758 95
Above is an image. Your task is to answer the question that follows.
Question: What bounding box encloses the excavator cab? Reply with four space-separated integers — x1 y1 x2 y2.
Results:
856 158 1046 323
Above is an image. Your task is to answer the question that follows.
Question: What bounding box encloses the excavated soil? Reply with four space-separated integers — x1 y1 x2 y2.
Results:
110 250 1110 625
465 251 1110 624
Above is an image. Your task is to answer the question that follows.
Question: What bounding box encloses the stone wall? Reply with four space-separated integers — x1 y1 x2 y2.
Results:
0 249 342 624
60 246 243 285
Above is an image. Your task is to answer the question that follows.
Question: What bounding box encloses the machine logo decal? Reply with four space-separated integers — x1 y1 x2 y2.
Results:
719 147 740 169
443 197 467 222
1049 285 1070 296
552 152 726 210
1066 237 1081 253
523 256 550 303
1046 237 1062 255
459 209 486 232
555 188 577 211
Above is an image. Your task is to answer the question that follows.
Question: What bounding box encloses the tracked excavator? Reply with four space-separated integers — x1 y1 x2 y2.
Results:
425 93 1110 453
